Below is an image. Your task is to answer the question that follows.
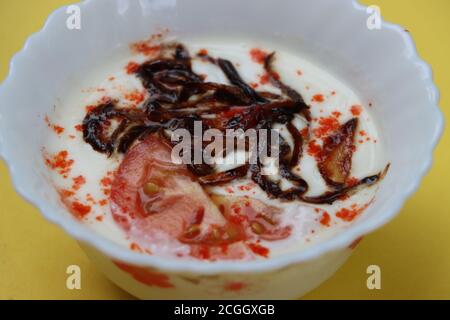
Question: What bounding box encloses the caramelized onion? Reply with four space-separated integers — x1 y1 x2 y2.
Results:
81 41 387 205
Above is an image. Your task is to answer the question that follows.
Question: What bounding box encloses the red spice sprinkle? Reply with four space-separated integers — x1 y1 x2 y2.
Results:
307 140 322 158
312 94 325 103
99 199 108 206
130 40 161 56
250 82 259 89
359 130 367 136
249 48 269 64
109 76 115 81
71 201 91 219
247 243 270 258
69 135 76 139
331 111 342 118
53 125 64 134
45 116 65 135
260 73 270 85
60 189 75 198
45 150 74 175
124 90 145 104
125 61 140 74
313 116 340 138
95 215 104 222
75 124 83 132
331 91 336 96
300 127 309 139
347 177 359 187
101 177 112 187
296 70 303 76
197 48 208 56
259 71 280 85
320 212 331 227
350 105 362 116
85 105 96 113
335 202 371 222
85 193 96 204
72 175 86 191
130 242 143 253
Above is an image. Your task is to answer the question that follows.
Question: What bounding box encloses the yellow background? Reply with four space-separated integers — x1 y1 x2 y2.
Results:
0 0 449 300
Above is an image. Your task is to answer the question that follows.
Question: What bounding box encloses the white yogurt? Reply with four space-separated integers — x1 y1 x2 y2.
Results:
44 38 385 259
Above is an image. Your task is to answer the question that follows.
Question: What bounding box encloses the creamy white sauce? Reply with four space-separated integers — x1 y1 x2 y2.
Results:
44 38 385 259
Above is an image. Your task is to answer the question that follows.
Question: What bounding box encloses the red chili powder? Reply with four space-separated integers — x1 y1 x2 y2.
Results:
197 48 208 56
130 41 161 56
130 243 143 253
313 116 340 138
347 177 359 187
85 105 96 113
101 176 112 188
72 175 86 191
312 94 325 103
247 242 269 258
59 189 75 198
307 140 322 158
335 202 371 222
71 201 91 219
249 48 269 64
45 150 74 175
350 105 362 116
331 111 342 118
125 61 140 74
259 71 280 85
259 73 270 85
124 90 145 104
300 127 309 139
320 212 331 227
45 116 65 135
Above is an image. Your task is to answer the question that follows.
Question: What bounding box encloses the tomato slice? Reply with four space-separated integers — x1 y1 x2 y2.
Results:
111 134 226 239
210 195 292 241
110 134 290 260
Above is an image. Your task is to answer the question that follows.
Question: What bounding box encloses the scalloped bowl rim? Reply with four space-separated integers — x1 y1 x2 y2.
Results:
0 0 444 274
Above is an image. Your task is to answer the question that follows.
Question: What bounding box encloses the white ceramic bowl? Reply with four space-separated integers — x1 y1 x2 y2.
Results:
0 0 443 299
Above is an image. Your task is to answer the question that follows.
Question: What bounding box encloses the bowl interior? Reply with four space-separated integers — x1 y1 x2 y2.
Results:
0 0 442 272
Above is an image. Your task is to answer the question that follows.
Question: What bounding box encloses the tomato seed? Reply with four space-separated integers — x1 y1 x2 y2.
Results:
143 182 160 196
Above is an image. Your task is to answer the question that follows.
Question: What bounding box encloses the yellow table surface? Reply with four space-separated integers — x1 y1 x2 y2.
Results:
0 0 449 300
